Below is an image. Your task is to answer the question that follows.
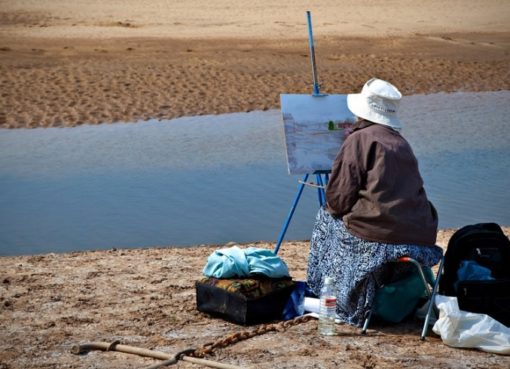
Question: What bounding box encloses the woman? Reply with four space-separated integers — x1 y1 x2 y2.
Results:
307 78 442 326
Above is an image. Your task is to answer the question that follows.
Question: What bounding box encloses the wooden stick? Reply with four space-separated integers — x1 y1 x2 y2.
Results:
71 342 245 369
143 354 247 369
72 341 170 360
182 356 244 369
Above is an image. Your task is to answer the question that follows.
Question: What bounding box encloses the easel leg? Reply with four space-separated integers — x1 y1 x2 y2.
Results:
274 173 329 254
316 174 326 206
273 174 309 254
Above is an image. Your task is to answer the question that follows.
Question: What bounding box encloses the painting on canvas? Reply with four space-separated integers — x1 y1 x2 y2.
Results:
280 94 356 175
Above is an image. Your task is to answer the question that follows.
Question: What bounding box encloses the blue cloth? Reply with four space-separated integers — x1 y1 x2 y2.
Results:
203 246 290 279
454 260 494 292
282 281 306 320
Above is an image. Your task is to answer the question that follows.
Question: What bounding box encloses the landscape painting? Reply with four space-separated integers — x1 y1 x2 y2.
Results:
281 94 356 175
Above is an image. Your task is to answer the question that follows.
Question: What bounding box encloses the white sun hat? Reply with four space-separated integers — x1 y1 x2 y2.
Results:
347 78 403 129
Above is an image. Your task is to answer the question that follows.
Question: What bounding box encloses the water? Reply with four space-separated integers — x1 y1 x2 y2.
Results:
0 91 509 256
319 277 337 336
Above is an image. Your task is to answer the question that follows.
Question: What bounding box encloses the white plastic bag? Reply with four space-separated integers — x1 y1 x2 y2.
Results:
432 295 510 355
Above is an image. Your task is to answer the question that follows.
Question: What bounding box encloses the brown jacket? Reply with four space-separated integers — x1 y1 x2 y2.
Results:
326 120 438 245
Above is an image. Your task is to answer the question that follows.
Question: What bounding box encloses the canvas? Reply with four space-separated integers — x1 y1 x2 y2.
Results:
280 94 355 175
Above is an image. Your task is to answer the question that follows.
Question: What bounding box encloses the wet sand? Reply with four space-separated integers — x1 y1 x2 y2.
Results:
1 1 509 128
1 35 509 129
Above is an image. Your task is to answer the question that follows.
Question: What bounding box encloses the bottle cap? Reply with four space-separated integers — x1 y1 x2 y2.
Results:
324 276 334 285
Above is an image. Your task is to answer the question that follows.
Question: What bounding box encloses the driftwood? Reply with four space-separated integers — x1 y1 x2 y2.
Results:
71 341 245 369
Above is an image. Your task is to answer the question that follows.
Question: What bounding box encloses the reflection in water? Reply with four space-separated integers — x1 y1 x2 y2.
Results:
0 91 509 255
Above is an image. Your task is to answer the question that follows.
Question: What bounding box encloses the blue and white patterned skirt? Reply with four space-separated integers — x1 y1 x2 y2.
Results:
307 207 443 327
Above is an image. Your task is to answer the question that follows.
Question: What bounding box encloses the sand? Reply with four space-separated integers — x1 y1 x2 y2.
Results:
0 0 509 128
1 229 510 369
1 1 510 368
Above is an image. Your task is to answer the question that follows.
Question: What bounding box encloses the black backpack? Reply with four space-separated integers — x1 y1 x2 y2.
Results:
439 223 510 326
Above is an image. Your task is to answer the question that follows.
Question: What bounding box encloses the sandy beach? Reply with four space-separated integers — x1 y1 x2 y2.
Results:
1 1 510 368
1 229 510 369
0 0 509 128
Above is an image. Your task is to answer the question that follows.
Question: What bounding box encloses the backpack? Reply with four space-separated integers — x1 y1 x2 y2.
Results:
439 223 510 326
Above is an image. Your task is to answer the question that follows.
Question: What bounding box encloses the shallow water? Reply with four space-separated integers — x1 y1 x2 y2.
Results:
0 91 509 256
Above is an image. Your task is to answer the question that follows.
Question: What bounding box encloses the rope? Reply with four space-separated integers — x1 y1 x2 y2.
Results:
192 315 314 358
70 315 314 368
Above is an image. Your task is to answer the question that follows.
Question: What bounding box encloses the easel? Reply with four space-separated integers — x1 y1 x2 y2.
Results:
273 11 331 254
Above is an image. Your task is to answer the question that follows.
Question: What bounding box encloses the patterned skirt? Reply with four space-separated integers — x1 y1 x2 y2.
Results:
307 207 443 327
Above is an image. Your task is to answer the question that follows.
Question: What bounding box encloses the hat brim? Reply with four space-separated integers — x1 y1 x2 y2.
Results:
347 93 402 129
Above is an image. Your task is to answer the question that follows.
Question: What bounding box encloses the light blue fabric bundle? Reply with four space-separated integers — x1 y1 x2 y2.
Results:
203 246 290 279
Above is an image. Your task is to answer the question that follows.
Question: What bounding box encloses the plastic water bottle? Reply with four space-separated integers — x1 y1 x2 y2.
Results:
318 276 337 336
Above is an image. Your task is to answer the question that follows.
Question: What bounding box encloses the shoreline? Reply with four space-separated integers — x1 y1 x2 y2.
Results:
2 226 509 257
1 88 509 132
1 226 509 258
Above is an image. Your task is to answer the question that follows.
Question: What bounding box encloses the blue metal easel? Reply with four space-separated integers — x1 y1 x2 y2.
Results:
274 11 330 254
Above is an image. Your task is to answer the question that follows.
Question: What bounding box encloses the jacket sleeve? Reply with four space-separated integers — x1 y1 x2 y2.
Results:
325 138 365 217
